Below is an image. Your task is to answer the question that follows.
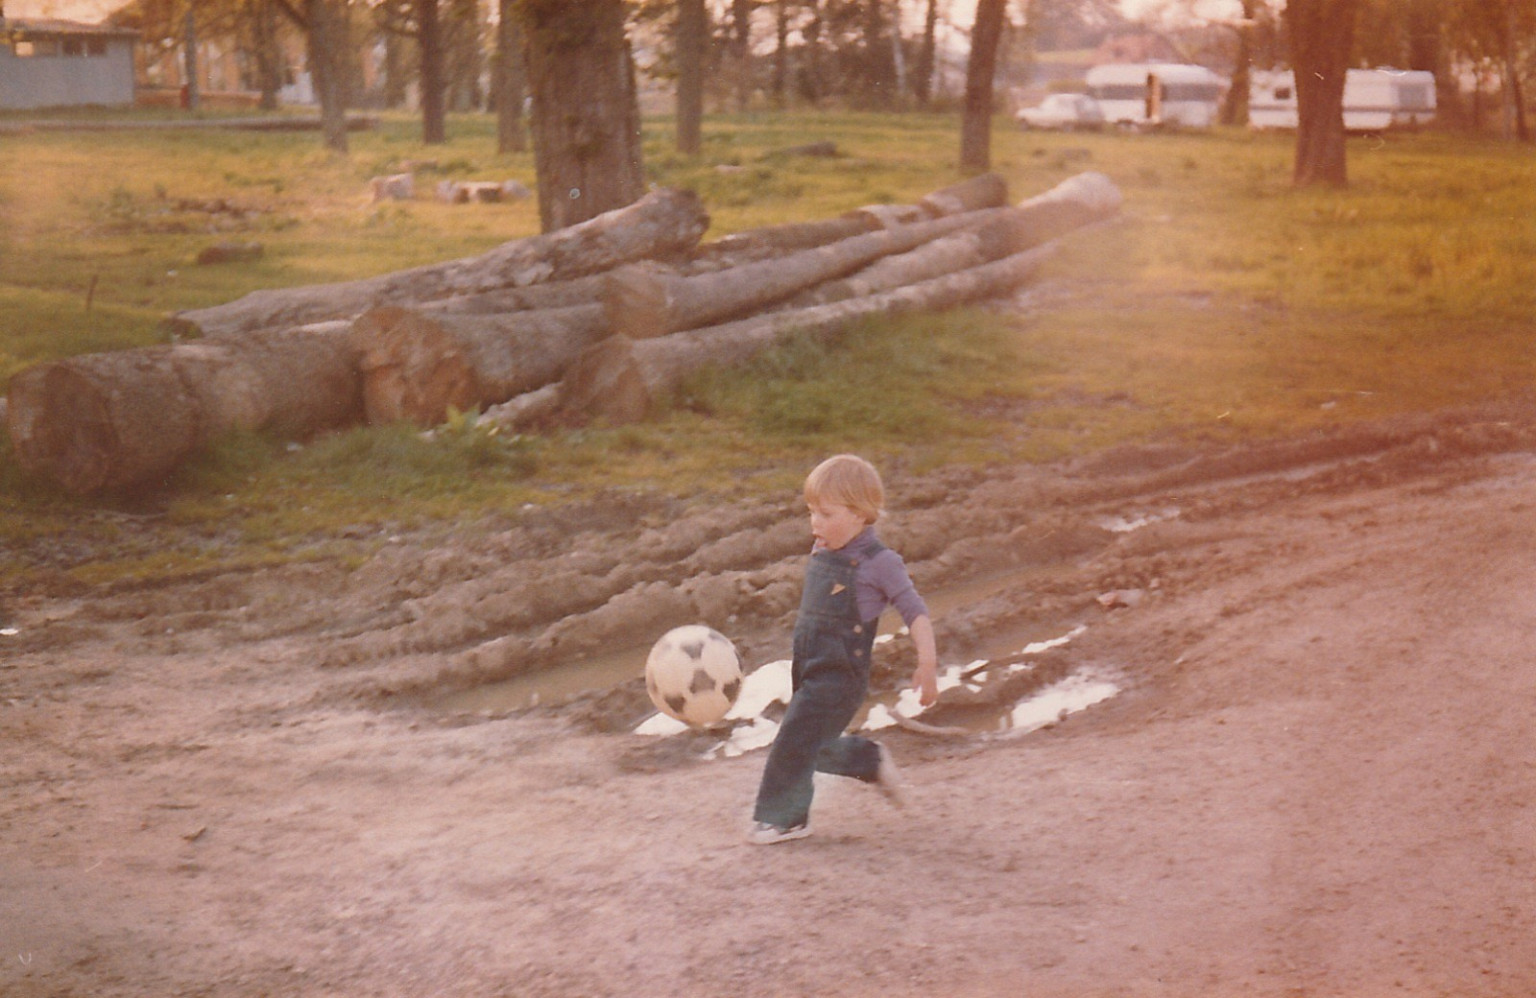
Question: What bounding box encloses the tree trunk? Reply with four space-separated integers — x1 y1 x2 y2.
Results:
1219 0 1256 126
167 187 708 338
604 202 1007 341
522 0 646 232
915 0 938 108
960 0 1006 173
249 0 283 110
1500 1 1529 142
1287 0 1357 187
6 324 361 495
351 303 607 425
445 0 484 111
306 0 349 153
802 0 824 105
380 0 412 108
183 6 200 112
772 0 789 107
731 0 753 111
494 0 528 153
548 244 1056 428
676 0 706 155
418 0 448 144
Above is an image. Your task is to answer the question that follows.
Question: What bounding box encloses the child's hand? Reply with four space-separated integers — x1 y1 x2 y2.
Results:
912 662 939 706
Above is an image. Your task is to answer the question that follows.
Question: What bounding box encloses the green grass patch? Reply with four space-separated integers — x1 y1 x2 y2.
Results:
3 112 1534 587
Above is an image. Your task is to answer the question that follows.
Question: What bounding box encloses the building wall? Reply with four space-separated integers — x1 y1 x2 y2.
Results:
0 35 136 110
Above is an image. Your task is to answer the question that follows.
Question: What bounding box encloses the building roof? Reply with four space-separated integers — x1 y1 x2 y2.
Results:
1 16 139 39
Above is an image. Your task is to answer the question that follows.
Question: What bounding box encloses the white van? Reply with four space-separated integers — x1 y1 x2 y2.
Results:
1084 63 1228 129
1249 68 1437 131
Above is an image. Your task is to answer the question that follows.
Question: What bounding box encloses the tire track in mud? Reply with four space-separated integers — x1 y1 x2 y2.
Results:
9 402 1536 730
319 402 1536 728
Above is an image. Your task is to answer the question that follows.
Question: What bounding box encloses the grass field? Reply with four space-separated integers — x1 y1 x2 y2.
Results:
2 110 1533 583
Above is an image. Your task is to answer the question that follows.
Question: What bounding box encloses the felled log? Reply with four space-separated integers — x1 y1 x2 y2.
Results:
6 323 359 494
165 187 710 338
917 172 1009 217
768 140 839 158
547 243 1057 427
351 303 607 425
435 180 530 204
194 241 265 266
382 271 619 317
787 172 1123 308
687 172 1009 268
604 208 1003 341
369 173 414 202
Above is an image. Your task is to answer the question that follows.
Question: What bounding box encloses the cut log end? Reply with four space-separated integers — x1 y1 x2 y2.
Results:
352 307 481 426
7 353 201 495
603 263 678 341
555 335 654 426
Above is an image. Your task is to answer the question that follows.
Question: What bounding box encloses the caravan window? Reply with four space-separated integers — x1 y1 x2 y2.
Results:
1397 83 1432 110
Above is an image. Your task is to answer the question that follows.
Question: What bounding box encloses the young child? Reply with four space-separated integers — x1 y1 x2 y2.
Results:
748 454 939 845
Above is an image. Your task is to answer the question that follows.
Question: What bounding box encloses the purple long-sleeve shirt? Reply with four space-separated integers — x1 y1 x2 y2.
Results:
814 526 929 626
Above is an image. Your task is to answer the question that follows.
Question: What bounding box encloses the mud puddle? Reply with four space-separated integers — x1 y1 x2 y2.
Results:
638 624 1120 757
433 560 1085 718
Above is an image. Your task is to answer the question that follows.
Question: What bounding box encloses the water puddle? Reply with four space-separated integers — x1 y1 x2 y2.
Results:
636 624 1122 758
1095 507 1180 533
436 559 1075 717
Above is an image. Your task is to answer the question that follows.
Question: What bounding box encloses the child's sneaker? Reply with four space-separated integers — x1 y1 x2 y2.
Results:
746 820 811 845
874 744 907 808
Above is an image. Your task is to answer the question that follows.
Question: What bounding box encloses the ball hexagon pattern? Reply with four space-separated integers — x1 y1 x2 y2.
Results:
644 624 743 726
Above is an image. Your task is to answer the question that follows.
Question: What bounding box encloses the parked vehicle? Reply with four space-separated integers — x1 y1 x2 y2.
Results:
1249 68 1437 132
1085 62 1227 129
1014 93 1106 132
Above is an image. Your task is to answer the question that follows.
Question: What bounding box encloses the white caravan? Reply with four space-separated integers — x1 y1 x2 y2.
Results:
1084 63 1228 128
1249 68 1437 131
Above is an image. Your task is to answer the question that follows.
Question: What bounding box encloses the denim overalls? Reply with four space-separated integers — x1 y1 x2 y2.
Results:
752 542 884 829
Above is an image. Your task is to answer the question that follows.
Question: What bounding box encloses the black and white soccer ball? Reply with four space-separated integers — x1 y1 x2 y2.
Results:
645 624 743 726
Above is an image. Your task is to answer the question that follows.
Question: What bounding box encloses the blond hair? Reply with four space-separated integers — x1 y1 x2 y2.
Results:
804 454 884 524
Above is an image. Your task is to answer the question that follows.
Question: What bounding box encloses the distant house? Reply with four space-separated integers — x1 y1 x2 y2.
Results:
0 17 139 110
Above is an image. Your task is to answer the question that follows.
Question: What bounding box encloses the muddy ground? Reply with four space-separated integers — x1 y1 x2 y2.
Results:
4 400 1536 998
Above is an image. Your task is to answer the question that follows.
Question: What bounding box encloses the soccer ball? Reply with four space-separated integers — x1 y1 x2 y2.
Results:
645 624 743 727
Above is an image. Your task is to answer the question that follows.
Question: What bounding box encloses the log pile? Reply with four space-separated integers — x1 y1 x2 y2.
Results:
4 172 1122 494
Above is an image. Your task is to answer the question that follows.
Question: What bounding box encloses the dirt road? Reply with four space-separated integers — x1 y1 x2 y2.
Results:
4 403 1535 997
